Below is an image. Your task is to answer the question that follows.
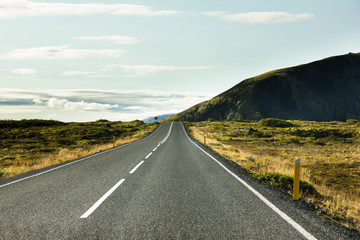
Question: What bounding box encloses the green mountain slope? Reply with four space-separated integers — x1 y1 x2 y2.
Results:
170 53 360 122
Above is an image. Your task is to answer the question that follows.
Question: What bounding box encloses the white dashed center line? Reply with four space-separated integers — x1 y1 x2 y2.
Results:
79 123 174 219
145 152 153 159
80 179 125 219
129 161 144 174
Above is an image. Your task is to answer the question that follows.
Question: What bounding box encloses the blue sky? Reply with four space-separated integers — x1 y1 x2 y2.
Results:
0 0 359 122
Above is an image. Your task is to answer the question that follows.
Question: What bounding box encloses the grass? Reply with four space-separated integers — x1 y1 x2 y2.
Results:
186 119 360 232
0 119 159 179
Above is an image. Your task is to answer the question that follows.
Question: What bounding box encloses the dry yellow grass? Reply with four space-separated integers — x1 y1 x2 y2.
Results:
188 121 360 232
1 124 157 179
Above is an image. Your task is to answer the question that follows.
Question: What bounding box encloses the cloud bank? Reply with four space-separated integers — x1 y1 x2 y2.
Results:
44 97 119 111
0 1 180 19
63 71 95 77
0 89 212 121
203 11 314 23
0 46 125 60
11 68 37 75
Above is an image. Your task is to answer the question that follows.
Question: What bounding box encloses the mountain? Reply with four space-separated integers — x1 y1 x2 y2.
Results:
170 53 360 122
143 113 175 123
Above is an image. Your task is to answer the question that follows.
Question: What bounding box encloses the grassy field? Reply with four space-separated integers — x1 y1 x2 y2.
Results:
186 118 360 232
0 119 159 179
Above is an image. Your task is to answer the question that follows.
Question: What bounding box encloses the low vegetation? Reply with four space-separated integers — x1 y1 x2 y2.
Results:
0 119 159 179
186 119 360 232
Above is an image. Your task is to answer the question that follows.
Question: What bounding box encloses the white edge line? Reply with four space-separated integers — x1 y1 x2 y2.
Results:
129 161 144 174
0 154 101 188
80 178 125 219
153 147 157 152
145 152 153 159
181 123 317 240
0 123 164 188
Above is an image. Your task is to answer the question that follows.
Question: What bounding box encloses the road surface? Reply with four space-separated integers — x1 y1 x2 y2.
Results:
0 122 358 239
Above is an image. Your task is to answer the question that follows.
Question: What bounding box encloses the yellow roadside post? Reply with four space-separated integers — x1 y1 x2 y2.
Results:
293 158 301 200
204 135 207 147
113 136 116 148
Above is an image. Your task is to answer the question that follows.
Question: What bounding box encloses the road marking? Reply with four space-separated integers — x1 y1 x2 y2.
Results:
0 123 165 188
129 161 144 174
145 152 153 159
160 122 173 144
181 124 317 240
153 147 157 152
80 178 125 219
0 154 104 189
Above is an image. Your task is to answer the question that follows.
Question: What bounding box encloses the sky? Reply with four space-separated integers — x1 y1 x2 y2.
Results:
0 0 359 122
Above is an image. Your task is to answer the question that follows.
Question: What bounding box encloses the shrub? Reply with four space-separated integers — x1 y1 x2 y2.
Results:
233 119 254 123
56 138 76 146
346 119 359 125
280 136 301 144
247 128 272 138
292 129 353 139
245 156 255 162
96 119 110 123
258 118 296 128
249 129 264 138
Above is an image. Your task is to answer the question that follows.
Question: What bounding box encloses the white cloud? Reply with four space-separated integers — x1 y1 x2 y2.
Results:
102 65 213 76
203 11 314 23
33 98 45 105
0 45 125 60
46 97 119 111
75 35 140 45
0 0 180 19
123 106 147 111
0 88 212 121
11 68 37 75
63 71 95 76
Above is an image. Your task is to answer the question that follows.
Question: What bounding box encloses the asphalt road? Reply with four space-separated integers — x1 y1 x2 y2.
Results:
0 122 358 239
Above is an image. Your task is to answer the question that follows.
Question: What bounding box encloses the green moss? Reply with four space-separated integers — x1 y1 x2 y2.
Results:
346 119 359 125
0 119 156 178
0 119 65 128
56 138 76 146
291 129 353 139
258 118 297 128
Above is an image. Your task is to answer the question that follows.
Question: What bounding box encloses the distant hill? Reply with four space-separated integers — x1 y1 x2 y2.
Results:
170 53 360 122
143 113 175 123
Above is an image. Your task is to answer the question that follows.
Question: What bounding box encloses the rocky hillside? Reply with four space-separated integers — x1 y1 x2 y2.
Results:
170 53 360 122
